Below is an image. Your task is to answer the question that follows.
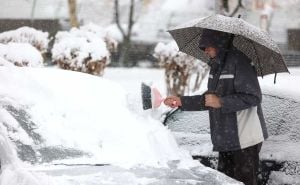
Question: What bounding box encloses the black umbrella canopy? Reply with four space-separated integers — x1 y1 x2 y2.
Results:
168 14 289 77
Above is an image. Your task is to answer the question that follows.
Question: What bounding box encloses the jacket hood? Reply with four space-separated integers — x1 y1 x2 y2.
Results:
198 29 231 51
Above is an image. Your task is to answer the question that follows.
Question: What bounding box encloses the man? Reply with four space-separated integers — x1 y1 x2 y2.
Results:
164 29 268 185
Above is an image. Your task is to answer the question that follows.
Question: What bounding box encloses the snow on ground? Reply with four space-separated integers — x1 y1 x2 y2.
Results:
259 68 300 102
268 171 300 185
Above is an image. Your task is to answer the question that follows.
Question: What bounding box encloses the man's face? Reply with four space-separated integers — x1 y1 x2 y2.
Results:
204 47 217 59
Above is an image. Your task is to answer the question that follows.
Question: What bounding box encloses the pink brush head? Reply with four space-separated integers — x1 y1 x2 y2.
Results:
151 87 177 109
151 87 164 108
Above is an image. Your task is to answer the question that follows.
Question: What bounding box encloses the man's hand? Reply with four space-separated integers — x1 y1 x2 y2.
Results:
164 96 182 108
205 94 222 108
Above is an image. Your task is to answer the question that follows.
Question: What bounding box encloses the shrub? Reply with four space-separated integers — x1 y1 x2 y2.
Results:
52 27 110 76
0 26 49 54
0 43 43 67
154 42 209 96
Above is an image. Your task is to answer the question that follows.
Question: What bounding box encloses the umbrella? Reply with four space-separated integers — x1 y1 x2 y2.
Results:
168 14 289 78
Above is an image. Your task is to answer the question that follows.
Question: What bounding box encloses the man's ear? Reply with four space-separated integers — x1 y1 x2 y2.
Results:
213 47 219 56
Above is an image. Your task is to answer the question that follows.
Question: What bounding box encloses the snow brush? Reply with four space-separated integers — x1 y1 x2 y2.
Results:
141 83 176 110
141 83 180 125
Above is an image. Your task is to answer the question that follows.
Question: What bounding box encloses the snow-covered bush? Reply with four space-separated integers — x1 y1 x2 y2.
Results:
52 26 112 76
80 23 118 53
0 27 49 54
0 43 43 67
154 42 209 96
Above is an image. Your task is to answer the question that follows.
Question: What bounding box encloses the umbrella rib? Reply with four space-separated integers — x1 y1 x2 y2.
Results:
251 40 264 77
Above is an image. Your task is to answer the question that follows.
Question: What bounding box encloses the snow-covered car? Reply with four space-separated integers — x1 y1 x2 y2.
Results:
166 68 300 185
0 64 242 185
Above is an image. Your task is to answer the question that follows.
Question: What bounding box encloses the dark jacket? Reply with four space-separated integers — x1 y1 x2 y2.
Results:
179 30 268 152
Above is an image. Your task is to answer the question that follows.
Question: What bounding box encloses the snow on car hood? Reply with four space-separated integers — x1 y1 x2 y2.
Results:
0 65 195 168
0 66 243 185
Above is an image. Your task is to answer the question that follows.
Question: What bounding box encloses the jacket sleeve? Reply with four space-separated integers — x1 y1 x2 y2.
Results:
179 95 208 111
220 56 262 114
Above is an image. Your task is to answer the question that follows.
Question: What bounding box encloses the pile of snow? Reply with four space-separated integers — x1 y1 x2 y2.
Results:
52 27 110 76
0 66 197 168
154 41 209 95
0 43 43 67
0 26 49 53
0 66 244 185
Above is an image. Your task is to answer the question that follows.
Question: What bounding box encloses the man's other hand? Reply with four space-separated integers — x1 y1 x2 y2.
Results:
205 94 222 108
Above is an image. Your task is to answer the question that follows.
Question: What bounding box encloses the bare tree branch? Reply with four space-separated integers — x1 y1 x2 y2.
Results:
127 0 135 38
229 0 244 17
114 0 126 38
113 0 144 66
